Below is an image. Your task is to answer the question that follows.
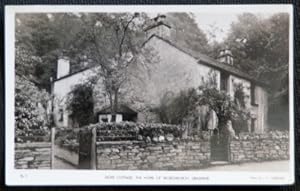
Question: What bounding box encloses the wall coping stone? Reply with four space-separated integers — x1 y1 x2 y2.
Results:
96 141 143 145
15 142 51 148
96 139 209 146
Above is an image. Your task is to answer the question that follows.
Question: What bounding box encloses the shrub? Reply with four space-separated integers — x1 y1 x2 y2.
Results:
153 89 198 124
55 127 80 152
88 122 185 142
15 75 50 142
66 83 94 127
197 86 250 134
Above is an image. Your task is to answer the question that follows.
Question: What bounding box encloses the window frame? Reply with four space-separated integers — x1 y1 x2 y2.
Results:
250 83 259 106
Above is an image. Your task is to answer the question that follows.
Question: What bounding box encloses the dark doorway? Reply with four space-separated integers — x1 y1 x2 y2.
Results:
210 129 229 161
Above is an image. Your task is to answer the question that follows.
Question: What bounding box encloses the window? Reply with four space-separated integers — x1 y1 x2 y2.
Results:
220 72 229 91
251 118 257 133
250 83 258 106
59 109 64 122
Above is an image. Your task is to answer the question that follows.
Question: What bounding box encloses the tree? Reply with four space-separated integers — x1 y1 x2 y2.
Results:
15 13 84 91
223 13 289 129
165 13 210 55
76 13 157 122
66 83 94 127
225 13 289 93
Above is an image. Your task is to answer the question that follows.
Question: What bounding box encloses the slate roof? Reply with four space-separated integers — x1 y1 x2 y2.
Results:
96 105 137 115
147 34 268 87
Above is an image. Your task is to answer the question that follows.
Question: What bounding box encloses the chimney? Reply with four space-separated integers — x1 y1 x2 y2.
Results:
57 56 70 79
80 55 89 68
217 46 234 66
144 14 172 39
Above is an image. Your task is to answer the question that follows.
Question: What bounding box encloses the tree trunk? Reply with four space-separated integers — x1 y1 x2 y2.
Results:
109 92 115 122
111 89 119 122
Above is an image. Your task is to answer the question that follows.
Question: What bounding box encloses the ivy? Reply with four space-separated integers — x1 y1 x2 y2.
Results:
66 83 94 127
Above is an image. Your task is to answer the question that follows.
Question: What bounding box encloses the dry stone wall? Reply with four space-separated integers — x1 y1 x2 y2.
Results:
96 140 210 170
15 142 51 169
230 131 289 163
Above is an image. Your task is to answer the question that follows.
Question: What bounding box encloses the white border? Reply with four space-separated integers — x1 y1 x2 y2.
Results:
5 4 295 186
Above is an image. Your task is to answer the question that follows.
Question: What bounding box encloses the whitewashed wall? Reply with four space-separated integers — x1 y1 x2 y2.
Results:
53 69 97 127
228 75 268 133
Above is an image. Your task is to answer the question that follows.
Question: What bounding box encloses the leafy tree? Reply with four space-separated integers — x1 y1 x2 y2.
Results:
15 75 50 138
165 13 209 55
223 13 289 129
76 13 157 122
15 13 84 91
66 83 94 127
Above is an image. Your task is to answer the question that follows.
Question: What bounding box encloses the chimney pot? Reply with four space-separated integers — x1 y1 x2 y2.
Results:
145 14 172 39
217 47 234 66
57 56 70 79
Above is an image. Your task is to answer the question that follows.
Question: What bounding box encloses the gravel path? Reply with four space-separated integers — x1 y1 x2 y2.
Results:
204 160 290 171
53 156 77 169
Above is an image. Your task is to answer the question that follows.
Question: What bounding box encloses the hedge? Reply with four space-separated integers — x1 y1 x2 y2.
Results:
88 122 185 142
15 128 50 143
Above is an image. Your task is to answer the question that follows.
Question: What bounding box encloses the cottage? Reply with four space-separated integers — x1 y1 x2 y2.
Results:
52 15 268 133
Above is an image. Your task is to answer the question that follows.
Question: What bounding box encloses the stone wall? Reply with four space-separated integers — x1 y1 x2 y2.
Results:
96 140 210 170
15 142 51 169
230 131 289 163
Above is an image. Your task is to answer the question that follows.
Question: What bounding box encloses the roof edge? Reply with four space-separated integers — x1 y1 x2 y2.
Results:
145 35 269 87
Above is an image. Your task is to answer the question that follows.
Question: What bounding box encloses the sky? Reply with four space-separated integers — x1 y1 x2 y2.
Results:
149 12 277 44
194 12 280 43
194 13 238 43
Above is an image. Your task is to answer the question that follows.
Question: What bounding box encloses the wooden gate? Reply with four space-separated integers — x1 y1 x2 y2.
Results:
78 128 96 169
210 129 229 161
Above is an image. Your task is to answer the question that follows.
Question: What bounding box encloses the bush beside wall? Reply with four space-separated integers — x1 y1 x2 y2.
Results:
230 131 289 163
15 142 51 169
88 122 187 142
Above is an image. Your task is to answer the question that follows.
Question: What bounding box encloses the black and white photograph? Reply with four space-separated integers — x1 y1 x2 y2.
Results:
5 5 294 185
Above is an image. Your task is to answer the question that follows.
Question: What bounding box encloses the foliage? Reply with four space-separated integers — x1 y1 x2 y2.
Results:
197 86 250 134
154 89 198 125
210 13 289 129
225 13 289 102
15 13 84 91
165 13 209 55
153 70 218 128
55 128 79 152
15 129 50 143
15 12 210 100
88 121 184 141
66 83 94 127
75 13 159 121
232 83 248 134
233 83 246 108
15 75 50 142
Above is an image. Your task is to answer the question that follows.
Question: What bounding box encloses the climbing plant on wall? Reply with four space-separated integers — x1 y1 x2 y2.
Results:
232 83 249 134
66 83 94 127
197 86 250 135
